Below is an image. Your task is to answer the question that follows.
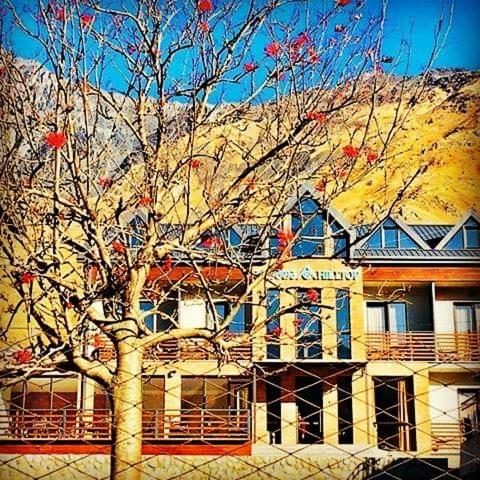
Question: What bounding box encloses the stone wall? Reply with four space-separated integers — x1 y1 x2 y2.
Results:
0 454 393 480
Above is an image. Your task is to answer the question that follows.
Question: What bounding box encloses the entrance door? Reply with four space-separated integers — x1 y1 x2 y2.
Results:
374 376 416 451
296 376 323 444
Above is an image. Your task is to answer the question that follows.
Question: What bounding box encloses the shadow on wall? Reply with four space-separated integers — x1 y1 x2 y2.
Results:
359 458 457 480
460 432 480 479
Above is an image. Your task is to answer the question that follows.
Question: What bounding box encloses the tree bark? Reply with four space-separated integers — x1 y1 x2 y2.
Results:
110 337 144 480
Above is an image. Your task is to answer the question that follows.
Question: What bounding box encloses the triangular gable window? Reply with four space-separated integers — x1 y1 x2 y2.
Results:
291 197 325 257
444 217 480 249
365 219 420 249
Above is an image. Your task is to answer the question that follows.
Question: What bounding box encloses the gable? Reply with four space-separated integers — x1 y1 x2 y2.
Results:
363 218 425 250
443 216 480 250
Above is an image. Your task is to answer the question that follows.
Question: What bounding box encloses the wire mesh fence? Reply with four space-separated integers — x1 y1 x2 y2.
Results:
1 315 479 480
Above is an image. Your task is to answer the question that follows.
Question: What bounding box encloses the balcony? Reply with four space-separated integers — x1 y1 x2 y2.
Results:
431 422 462 455
0 409 250 443
366 332 480 362
94 334 252 362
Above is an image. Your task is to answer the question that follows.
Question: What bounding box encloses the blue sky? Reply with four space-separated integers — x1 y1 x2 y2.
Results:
5 0 480 100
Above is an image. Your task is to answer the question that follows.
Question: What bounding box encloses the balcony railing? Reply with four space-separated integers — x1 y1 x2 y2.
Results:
366 332 480 362
0 409 250 442
94 334 251 362
431 422 462 454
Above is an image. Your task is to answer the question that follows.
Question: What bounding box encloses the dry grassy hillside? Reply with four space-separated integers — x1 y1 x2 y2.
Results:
167 69 480 225
332 70 480 224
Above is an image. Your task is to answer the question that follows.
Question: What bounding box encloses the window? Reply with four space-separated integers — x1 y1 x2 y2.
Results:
143 377 165 410
210 300 252 333
367 302 407 332
181 378 248 412
336 290 351 359
454 303 479 332
383 226 399 248
141 297 176 332
374 376 416 451
465 226 480 249
291 197 325 257
11 377 78 411
366 219 419 250
445 218 480 249
141 300 156 331
266 289 281 359
296 289 322 359
127 216 146 248
331 221 348 258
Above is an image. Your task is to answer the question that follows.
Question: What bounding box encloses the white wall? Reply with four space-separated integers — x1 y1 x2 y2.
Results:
428 384 459 423
178 299 209 329
433 301 455 333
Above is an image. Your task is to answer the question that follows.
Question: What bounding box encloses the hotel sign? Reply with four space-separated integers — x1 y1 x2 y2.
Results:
270 266 360 281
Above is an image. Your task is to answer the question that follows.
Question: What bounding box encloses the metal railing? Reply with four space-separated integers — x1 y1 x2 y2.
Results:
365 332 480 362
0 409 250 442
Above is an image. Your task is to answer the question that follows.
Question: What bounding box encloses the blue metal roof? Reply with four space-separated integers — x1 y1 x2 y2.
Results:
410 225 453 243
355 248 480 259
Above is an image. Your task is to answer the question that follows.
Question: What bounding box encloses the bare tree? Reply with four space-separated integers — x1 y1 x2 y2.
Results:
0 1 450 479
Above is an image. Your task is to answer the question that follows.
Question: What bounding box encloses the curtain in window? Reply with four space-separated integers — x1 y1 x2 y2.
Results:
388 304 407 333
367 305 386 332
397 379 410 451
454 305 474 332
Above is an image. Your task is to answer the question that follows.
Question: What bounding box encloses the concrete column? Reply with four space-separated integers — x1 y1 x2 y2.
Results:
352 370 371 445
413 368 432 454
323 382 338 444
81 377 97 440
350 289 366 360
281 289 296 362
322 288 337 360
164 373 182 435
251 286 266 361
281 402 298 444
254 378 269 444
82 377 96 410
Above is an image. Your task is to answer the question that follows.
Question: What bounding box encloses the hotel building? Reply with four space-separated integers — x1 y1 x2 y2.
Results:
1 184 479 477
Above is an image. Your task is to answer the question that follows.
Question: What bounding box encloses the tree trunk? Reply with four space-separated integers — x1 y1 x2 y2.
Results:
111 338 144 480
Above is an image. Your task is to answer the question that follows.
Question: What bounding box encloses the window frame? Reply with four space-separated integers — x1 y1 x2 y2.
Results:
453 302 479 333
208 299 251 333
140 296 177 333
381 226 400 249
296 288 322 359
366 301 408 333
464 226 480 249
291 198 325 258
